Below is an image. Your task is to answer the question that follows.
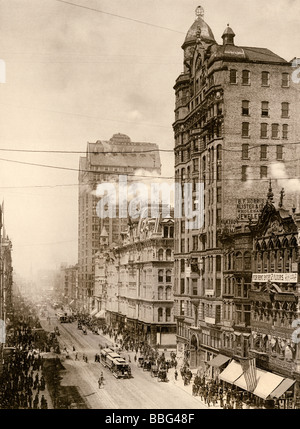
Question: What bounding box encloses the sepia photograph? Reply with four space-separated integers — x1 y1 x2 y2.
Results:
0 0 300 414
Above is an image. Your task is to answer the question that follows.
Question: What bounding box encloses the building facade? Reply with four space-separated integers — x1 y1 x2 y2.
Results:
98 210 176 348
210 189 300 407
78 133 161 312
0 206 13 374
63 264 78 308
173 6 300 368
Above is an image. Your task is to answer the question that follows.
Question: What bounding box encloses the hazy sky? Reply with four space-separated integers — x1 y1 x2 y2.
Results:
0 0 299 281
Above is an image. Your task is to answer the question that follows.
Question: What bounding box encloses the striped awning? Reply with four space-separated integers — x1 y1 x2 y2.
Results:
219 360 243 384
90 308 98 316
207 354 231 368
252 371 284 400
270 378 296 399
95 310 105 319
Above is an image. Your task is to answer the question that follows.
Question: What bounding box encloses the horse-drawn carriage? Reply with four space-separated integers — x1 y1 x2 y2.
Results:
150 364 159 377
143 360 152 371
138 357 144 368
157 369 168 382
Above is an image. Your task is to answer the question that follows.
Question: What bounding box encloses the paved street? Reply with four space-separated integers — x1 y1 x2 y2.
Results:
39 312 208 409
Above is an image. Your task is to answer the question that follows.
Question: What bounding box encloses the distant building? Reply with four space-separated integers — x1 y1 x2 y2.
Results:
63 264 78 308
78 133 161 312
98 208 176 348
0 236 13 326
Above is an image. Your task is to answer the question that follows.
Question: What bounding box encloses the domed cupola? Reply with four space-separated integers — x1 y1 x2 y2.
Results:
222 24 235 45
182 6 216 49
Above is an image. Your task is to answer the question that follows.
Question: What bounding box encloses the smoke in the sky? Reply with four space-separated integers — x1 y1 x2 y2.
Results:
270 162 300 194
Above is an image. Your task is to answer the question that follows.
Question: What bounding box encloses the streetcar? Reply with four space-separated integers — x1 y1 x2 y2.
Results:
100 348 115 367
100 348 132 379
110 357 132 379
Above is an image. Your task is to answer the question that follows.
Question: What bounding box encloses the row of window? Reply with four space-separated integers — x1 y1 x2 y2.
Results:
230 70 290 87
157 249 173 261
242 165 269 180
176 143 222 165
242 101 290 118
158 270 172 283
242 122 289 139
158 307 172 322
157 286 172 300
242 144 283 161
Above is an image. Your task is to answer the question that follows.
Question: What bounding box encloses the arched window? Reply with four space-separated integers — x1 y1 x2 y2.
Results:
217 144 222 161
257 252 262 272
158 287 164 300
210 147 214 181
166 249 172 261
166 308 171 322
166 270 172 283
244 252 251 271
181 168 186 181
158 270 164 282
166 286 172 300
263 251 268 272
270 251 275 272
158 249 164 261
283 247 290 272
158 308 163 322
235 252 243 271
277 249 283 272
216 255 222 272
228 253 232 270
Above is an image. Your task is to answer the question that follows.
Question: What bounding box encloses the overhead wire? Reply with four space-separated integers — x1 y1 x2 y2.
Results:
0 102 171 129
52 0 185 35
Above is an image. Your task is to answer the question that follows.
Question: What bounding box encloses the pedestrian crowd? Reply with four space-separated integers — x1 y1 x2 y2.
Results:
0 318 51 409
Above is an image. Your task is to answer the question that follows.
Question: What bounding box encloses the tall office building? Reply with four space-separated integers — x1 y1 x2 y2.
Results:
78 133 161 311
173 6 300 368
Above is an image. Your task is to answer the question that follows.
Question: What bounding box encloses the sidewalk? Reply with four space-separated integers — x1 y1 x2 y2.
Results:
32 366 54 409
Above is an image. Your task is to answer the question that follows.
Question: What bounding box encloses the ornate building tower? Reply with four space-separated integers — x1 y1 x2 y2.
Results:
173 6 300 370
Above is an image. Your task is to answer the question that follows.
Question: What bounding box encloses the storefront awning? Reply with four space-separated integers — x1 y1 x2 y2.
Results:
207 354 231 368
90 308 98 316
95 310 105 319
219 360 243 384
252 371 284 400
270 378 296 399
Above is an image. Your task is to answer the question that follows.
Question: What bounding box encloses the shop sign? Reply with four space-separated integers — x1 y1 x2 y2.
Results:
252 273 298 283
236 198 265 221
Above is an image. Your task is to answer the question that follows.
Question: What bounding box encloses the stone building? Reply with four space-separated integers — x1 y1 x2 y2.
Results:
173 6 300 368
210 188 300 408
63 264 78 308
247 188 300 406
100 209 176 348
78 133 161 312
0 206 13 371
